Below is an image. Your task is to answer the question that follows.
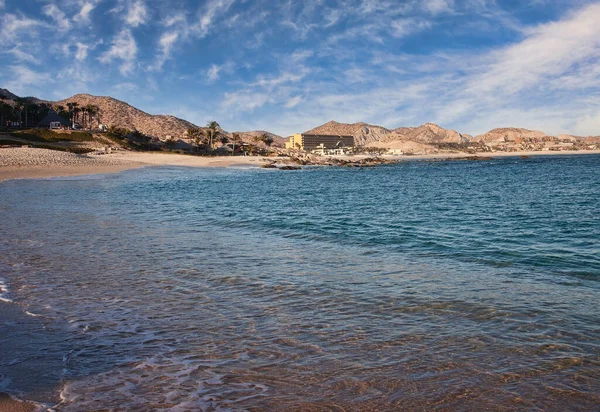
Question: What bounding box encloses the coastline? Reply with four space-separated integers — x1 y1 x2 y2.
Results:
2 147 600 182
0 148 271 182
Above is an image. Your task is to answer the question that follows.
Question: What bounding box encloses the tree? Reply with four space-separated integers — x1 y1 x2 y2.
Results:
56 105 69 120
0 103 15 128
85 105 97 129
261 133 274 147
187 127 203 152
230 133 241 156
203 121 221 153
66 102 78 126
73 107 81 127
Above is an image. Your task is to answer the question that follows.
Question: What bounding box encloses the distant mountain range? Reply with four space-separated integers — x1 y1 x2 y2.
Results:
304 120 599 150
2 89 598 149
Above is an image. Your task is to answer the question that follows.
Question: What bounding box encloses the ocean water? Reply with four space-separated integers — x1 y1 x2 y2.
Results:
0 155 599 410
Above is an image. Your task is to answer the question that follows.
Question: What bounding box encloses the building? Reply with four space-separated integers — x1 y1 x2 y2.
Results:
285 133 354 151
37 110 70 129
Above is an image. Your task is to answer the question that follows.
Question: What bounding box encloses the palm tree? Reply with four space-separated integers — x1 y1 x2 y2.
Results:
203 121 221 153
187 127 203 152
231 133 241 156
261 133 274 147
15 99 26 127
0 103 14 128
86 105 101 128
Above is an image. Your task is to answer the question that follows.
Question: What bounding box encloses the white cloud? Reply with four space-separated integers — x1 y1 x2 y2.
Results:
222 90 272 112
447 2 600 121
126 0 148 27
572 111 600 136
0 0 5 10
5 47 40 64
75 42 89 60
423 0 454 14
195 0 236 38
207 64 221 82
150 31 179 71
99 29 138 75
0 14 43 45
5 65 53 95
285 95 303 109
74 2 98 24
390 18 432 38
43 4 71 31
206 62 234 83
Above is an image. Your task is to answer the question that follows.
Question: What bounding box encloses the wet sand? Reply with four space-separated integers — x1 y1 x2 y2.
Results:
0 393 36 412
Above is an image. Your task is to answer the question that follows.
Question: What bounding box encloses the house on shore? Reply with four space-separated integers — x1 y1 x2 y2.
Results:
285 133 354 152
37 110 70 129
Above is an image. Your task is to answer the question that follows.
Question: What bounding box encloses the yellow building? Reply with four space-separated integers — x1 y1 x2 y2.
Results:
285 133 354 151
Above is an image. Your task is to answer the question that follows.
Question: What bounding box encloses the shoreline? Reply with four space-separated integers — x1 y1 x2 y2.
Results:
0 393 37 412
2 148 600 182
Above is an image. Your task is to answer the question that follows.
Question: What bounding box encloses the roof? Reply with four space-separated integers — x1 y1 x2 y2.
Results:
37 110 70 127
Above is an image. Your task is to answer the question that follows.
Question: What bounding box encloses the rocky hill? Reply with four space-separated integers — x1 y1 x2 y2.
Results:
473 128 546 143
387 123 470 145
304 121 392 146
0 89 19 101
230 130 286 147
306 121 470 147
57 94 196 139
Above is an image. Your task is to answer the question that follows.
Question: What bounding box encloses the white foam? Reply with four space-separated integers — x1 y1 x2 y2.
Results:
24 310 42 317
0 279 12 303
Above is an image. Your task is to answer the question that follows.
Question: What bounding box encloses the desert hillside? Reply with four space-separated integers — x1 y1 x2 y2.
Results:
57 94 196 139
304 120 392 145
474 128 546 143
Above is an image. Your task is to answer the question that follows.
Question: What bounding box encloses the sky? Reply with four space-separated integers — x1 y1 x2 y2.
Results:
1 0 599 137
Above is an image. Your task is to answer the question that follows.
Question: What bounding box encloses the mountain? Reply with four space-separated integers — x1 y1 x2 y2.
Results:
0 89 19 101
304 120 392 146
57 94 196 139
387 123 470 145
305 121 469 147
473 127 546 143
2 89 282 142
230 130 286 147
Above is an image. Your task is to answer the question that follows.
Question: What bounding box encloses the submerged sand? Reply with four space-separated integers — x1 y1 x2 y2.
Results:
2 147 600 182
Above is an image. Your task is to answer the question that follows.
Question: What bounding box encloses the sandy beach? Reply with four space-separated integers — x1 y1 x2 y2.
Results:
2 147 600 182
0 148 270 182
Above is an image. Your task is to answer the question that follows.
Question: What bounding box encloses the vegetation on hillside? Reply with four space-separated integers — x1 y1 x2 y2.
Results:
9 129 94 143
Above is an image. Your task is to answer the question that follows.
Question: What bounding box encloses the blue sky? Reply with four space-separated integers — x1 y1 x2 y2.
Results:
1 0 599 136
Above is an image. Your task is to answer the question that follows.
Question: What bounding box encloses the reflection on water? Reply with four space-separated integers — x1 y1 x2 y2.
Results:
0 156 599 410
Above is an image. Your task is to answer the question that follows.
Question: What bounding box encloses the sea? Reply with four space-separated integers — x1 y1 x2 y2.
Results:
0 154 599 411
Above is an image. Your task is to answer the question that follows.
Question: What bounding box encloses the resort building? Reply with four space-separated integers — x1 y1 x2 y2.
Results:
285 133 354 151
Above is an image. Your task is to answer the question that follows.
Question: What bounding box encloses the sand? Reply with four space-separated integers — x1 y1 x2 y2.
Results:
2 147 600 182
0 148 269 182
0 393 36 412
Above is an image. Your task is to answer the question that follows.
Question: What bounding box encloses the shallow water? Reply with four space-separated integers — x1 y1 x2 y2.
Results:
0 155 599 410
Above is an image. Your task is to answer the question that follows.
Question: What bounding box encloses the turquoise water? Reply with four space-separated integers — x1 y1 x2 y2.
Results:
0 155 599 410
